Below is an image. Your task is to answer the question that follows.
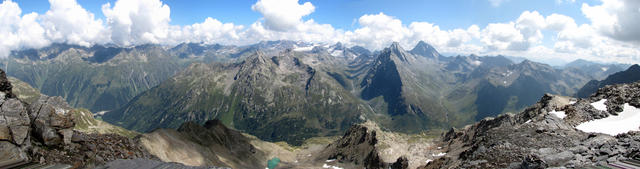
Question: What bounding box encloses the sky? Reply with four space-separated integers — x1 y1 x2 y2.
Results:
1 0 640 65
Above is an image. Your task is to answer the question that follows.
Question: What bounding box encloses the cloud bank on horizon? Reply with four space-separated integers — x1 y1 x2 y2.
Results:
0 0 639 64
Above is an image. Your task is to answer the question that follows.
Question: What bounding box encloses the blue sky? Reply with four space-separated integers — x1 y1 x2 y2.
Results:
15 0 597 30
2 0 640 65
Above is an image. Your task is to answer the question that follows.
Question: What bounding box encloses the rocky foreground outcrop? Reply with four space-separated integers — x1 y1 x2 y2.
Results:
0 69 153 168
420 82 640 168
316 124 409 169
139 119 266 169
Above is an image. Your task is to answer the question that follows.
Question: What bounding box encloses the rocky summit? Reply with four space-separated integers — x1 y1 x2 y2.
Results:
316 124 409 169
419 82 640 169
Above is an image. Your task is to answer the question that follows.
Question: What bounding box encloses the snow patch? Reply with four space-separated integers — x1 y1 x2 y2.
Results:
576 103 640 136
569 100 577 104
525 119 532 123
325 159 336 162
591 99 608 111
432 152 446 157
471 60 482 66
549 110 566 119
601 67 609 71
322 164 343 169
293 46 314 52
330 50 343 57
426 159 433 164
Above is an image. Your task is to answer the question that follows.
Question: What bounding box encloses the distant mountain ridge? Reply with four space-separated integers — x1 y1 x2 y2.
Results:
576 64 640 98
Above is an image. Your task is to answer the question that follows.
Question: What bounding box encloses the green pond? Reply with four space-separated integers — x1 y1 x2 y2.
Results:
267 157 280 169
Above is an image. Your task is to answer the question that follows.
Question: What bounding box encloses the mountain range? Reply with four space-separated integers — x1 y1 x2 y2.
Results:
1 40 640 168
1 40 632 145
0 40 618 145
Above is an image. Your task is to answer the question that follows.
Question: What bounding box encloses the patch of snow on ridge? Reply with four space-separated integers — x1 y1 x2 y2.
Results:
432 152 446 157
549 110 566 119
322 164 343 169
576 103 640 136
293 46 314 52
471 60 482 66
330 50 343 57
591 99 608 111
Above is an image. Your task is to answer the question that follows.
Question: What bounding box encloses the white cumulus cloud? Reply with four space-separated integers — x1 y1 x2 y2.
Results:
41 0 107 46
102 0 171 46
0 0 639 64
251 0 315 32
582 0 640 43
0 0 49 57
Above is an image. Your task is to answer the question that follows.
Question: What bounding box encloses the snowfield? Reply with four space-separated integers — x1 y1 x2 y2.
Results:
576 103 640 136
591 99 608 111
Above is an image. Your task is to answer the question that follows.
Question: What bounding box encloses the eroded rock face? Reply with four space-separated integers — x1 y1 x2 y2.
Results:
0 98 31 146
420 82 640 169
0 69 32 166
29 95 74 146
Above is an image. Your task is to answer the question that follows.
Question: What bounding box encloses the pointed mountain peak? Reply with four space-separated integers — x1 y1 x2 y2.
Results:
247 50 270 65
520 59 534 65
388 42 406 55
414 41 430 48
410 41 440 59
334 42 344 49
379 42 414 63
390 42 402 50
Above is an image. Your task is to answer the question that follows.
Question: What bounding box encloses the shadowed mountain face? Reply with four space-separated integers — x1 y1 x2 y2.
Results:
475 74 551 120
576 64 640 98
360 47 406 116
